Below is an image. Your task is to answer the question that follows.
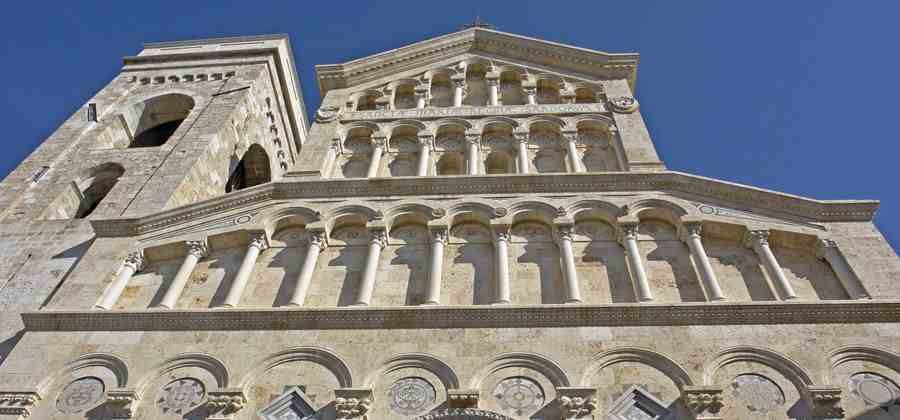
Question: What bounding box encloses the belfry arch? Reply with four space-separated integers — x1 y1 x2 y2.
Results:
226 144 272 192
124 93 195 148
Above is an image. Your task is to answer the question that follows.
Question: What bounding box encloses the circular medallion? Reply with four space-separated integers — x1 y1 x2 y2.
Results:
608 96 639 113
493 377 545 416
849 372 900 407
56 377 105 414
731 374 785 414
388 377 436 416
156 378 205 416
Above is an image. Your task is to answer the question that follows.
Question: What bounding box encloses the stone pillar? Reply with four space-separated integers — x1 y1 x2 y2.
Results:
425 227 448 305
487 72 500 106
816 239 869 299
414 84 429 109
744 230 797 300
287 232 327 306
220 233 268 308
354 228 387 306
619 222 653 302
158 240 207 309
452 74 466 107
417 134 433 177
95 251 144 310
493 225 512 304
465 133 481 175
562 130 583 173
523 81 537 105
366 136 385 178
515 132 530 174
556 225 582 303
681 223 726 301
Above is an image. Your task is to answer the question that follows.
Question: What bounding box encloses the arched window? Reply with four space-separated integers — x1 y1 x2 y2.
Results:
45 162 125 220
123 94 195 148
226 144 271 193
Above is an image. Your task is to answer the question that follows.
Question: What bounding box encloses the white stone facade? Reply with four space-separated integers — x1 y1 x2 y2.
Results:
0 29 898 419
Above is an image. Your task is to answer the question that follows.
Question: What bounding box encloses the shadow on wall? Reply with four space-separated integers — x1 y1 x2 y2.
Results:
0 330 24 368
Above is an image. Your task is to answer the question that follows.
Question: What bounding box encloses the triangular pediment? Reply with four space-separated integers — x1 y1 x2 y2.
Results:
315 28 639 95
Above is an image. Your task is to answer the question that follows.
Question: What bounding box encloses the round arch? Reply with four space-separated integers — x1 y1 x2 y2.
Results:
581 347 694 389
469 352 570 389
238 346 353 392
363 353 460 390
704 346 814 393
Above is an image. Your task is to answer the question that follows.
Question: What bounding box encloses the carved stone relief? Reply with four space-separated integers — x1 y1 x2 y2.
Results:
848 372 900 409
156 378 205 416
56 376 105 414
388 377 437 416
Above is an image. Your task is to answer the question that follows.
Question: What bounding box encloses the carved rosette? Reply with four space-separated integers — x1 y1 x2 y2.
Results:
334 388 374 419
105 389 139 419
0 391 41 418
804 386 844 418
608 96 639 113
205 389 246 419
681 386 724 420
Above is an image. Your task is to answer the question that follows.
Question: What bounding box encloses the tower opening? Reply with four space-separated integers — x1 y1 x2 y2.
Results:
226 144 272 193
124 94 195 148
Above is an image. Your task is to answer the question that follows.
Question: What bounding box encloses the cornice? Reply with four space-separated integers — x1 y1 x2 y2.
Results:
21 300 900 331
315 28 639 95
88 171 878 238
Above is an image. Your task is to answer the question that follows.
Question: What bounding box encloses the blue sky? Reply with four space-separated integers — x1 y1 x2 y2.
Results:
2 1 898 249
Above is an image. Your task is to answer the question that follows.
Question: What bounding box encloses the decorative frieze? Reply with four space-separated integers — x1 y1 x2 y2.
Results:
21 300 900 332
447 389 480 408
342 103 606 122
206 388 246 419
556 387 598 419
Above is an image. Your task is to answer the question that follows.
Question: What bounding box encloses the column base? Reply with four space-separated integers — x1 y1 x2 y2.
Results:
564 299 583 304
214 304 235 309
491 300 511 305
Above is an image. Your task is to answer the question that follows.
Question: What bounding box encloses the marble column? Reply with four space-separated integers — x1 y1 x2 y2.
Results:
744 230 797 300
95 251 144 310
219 234 268 308
465 134 481 175
158 240 208 309
493 226 512 304
816 239 869 299
417 134 433 176
287 232 327 306
523 84 537 105
354 229 387 306
682 223 726 301
557 225 582 303
562 131 584 173
452 75 466 107
414 85 429 109
487 76 500 106
515 132 530 174
424 228 448 305
366 136 386 178
619 223 653 302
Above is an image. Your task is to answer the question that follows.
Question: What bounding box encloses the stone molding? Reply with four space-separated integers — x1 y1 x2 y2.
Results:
803 386 844 418
447 389 480 408
206 388 246 419
0 391 40 417
89 171 879 238
413 408 514 420
342 103 606 122
21 300 900 332
105 388 139 419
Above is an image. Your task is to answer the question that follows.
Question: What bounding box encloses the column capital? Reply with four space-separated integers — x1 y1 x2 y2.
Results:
431 227 449 244
106 388 139 419
374 96 391 110
309 231 328 250
417 133 435 149
371 136 387 149
122 251 145 272
185 240 208 259
815 238 838 260
617 221 640 244
368 229 388 249
523 86 537 96
556 387 598 420
464 132 481 145
743 229 770 248
803 386 844 419
451 74 467 87
561 130 578 144
334 388 374 419
680 222 703 243
681 386 725 420
514 131 529 144
556 224 575 242
247 232 269 251
492 224 511 242
414 84 430 95
206 388 246 418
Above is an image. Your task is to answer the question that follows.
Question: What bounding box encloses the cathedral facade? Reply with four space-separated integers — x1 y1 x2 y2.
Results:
0 28 898 419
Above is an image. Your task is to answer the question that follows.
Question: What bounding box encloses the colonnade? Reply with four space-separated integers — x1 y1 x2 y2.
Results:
94 221 868 310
